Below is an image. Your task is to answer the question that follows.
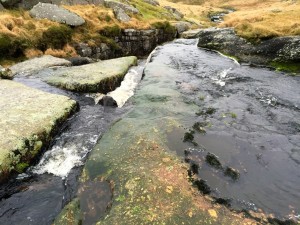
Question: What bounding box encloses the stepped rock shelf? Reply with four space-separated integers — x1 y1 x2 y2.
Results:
44 56 137 93
0 80 77 182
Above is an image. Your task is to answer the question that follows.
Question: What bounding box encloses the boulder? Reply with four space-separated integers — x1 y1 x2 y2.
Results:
104 0 139 14
197 27 300 65
0 80 76 180
67 56 94 66
44 56 137 93
0 66 13 80
113 7 131 22
181 29 202 39
173 21 191 34
143 0 159 6
9 55 72 76
29 3 85 26
164 6 183 20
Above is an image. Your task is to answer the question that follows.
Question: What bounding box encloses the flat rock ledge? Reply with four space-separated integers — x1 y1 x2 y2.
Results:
197 28 300 66
9 55 72 77
45 56 137 93
0 80 77 181
29 2 85 26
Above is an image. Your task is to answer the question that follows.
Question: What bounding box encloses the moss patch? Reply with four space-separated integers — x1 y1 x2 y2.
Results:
270 61 300 74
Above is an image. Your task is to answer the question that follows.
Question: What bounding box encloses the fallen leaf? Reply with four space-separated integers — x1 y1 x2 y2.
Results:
166 186 173 194
208 209 218 218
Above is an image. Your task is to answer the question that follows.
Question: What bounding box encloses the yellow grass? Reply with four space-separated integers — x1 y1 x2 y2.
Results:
159 0 300 39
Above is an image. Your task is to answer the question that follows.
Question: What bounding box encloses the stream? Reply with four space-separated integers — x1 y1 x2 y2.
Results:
0 38 300 224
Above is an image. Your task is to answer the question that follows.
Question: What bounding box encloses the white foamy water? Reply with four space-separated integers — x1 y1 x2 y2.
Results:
107 59 147 107
212 68 231 86
32 135 98 178
107 68 142 107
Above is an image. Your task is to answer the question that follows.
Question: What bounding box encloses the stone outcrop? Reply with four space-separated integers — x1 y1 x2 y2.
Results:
104 0 139 14
197 27 300 65
75 28 176 59
1 0 104 9
0 80 76 181
9 55 72 77
113 7 131 22
164 6 183 20
172 21 191 35
44 56 137 93
29 3 85 26
181 29 202 39
143 0 159 6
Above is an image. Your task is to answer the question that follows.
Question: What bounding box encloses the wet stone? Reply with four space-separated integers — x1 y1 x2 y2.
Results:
192 122 207 134
77 179 113 225
193 179 211 195
224 166 240 180
183 131 198 146
213 197 232 207
205 152 222 169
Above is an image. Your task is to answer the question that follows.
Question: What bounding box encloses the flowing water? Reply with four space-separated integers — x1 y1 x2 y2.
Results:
0 38 300 224
0 62 145 225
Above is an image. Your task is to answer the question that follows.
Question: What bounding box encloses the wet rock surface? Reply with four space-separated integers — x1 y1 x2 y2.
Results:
197 27 300 67
44 56 137 93
29 3 85 26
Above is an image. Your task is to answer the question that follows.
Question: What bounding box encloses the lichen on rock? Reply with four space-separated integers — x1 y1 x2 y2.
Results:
0 80 77 181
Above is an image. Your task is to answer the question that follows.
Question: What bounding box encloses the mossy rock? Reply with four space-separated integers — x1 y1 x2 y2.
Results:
0 80 77 181
45 56 137 93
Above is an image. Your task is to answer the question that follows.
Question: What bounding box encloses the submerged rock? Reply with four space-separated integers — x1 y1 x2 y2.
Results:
193 179 211 195
205 152 222 169
197 27 300 66
45 56 137 93
9 55 71 76
30 3 85 26
0 80 76 181
224 166 240 180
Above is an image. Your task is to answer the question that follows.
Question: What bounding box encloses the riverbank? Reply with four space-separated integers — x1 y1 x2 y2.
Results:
54 39 300 224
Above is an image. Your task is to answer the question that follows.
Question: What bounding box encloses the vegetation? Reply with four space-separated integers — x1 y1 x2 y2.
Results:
270 61 300 74
151 21 176 34
39 25 73 50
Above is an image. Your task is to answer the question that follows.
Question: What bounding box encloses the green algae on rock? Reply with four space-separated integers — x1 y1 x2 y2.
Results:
0 80 77 181
45 56 138 93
